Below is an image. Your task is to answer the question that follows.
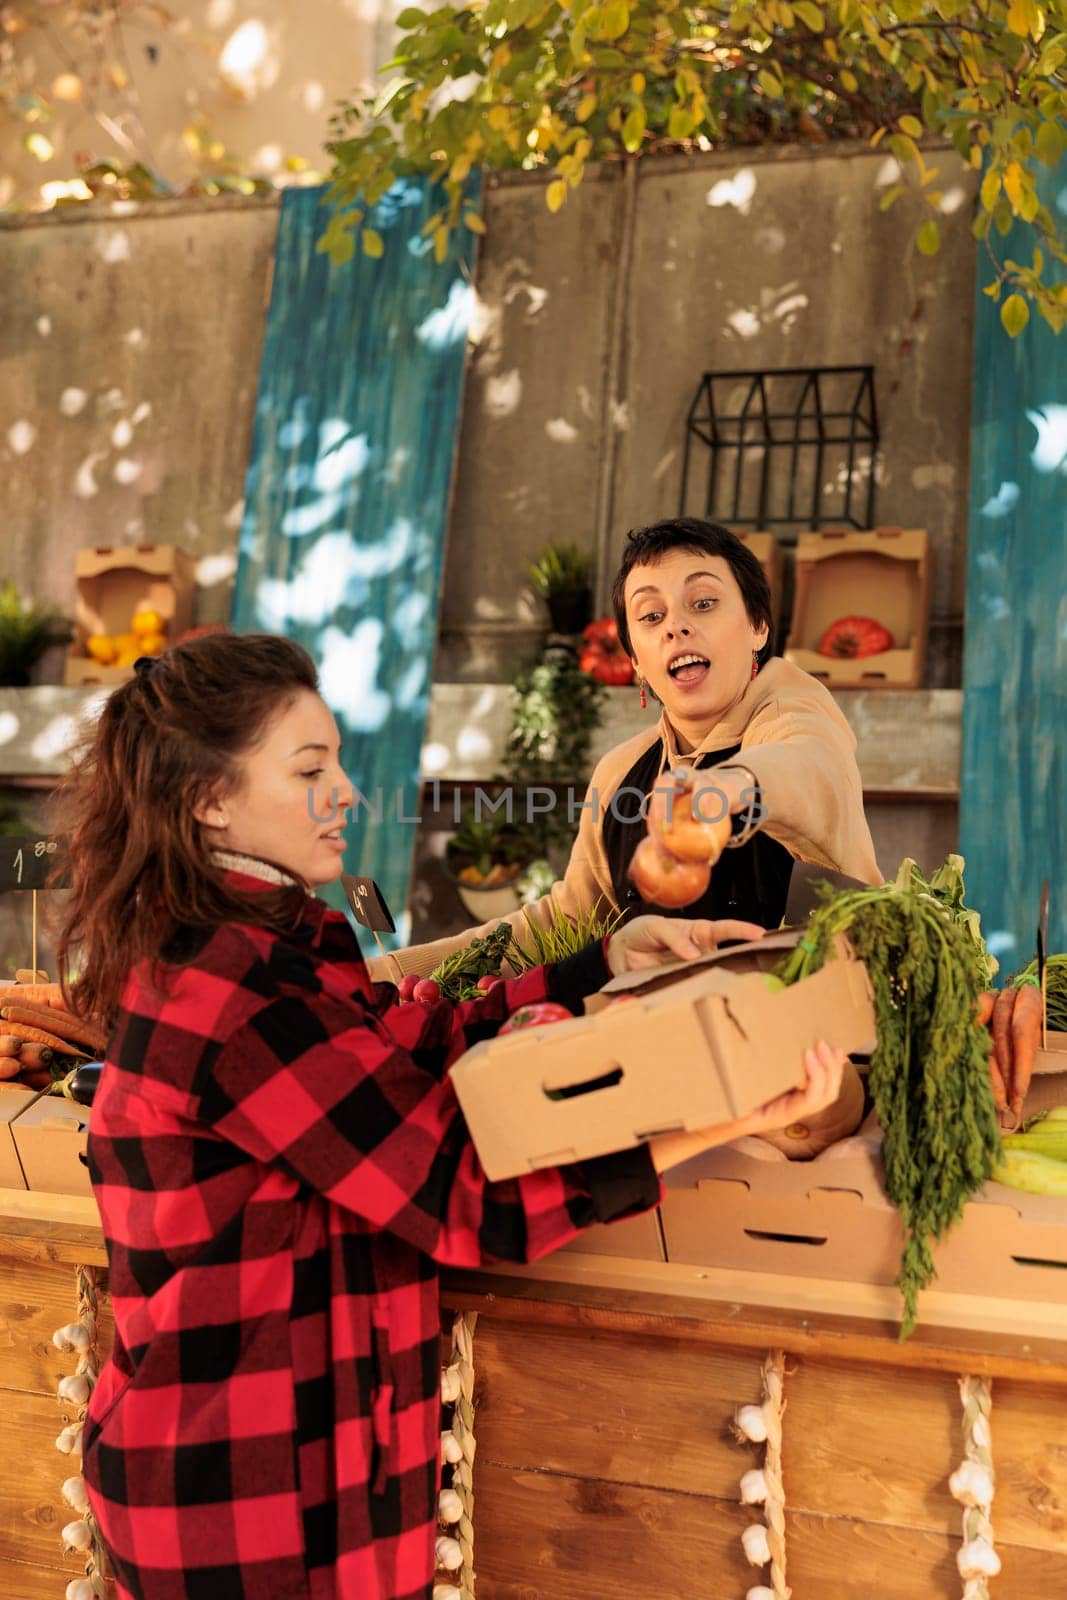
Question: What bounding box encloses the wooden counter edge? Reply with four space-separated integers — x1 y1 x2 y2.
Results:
0 1190 108 1266
441 1269 1067 1385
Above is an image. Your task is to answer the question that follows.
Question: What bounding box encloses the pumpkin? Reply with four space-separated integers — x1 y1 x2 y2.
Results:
756 1058 865 1160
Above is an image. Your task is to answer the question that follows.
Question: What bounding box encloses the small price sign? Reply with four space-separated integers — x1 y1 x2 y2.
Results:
0 835 71 892
340 874 396 934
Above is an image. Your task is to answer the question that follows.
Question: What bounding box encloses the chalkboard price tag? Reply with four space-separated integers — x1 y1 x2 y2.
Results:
340 874 396 934
0 836 71 892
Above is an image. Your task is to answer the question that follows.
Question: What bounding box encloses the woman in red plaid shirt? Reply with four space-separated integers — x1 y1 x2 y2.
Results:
53 634 844 1600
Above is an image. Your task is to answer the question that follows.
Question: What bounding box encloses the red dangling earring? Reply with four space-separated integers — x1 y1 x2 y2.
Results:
639 680 647 709
751 652 760 681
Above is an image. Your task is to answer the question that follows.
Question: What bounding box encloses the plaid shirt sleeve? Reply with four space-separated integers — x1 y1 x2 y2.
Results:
200 936 658 1268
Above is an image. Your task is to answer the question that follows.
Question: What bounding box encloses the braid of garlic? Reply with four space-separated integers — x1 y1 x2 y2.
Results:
437 1311 478 1600
733 1350 790 1600
952 1376 999 1596
761 1352 790 1600
55 1266 109 1598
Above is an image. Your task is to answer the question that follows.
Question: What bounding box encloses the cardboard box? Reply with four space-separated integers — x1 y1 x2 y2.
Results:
0 1087 35 1190
1035 1030 1067 1076
10 1091 91 1198
660 1073 1067 1305
733 531 785 633
65 544 195 686
561 1208 665 1262
450 932 876 1181
785 527 931 689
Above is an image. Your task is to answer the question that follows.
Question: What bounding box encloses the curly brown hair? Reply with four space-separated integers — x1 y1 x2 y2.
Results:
50 633 319 1026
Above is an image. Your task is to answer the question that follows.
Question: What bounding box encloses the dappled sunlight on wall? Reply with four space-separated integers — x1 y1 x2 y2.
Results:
232 179 480 945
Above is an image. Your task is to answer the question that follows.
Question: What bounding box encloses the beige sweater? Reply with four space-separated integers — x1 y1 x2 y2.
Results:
368 658 881 984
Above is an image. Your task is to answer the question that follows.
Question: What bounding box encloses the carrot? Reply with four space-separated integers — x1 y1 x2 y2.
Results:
0 1035 20 1058
4 983 64 1007
986 1047 1008 1114
0 1058 20 1081
0 1019 85 1053
975 992 996 1028
16 1042 53 1069
0 1006 104 1053
1010 983 1044 1122
991 988 1017 1115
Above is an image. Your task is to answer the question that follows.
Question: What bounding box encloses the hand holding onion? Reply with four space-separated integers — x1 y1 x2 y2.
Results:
632 767 748 909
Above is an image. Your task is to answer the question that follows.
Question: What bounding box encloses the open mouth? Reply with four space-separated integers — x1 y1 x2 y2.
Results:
321 828 346 845
667 653 710 685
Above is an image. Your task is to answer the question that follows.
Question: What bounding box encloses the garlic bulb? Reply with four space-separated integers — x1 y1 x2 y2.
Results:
949 1459 994 1508
441 1431 463 1465
432 1587 462 1600
57 1374 90 1405
957 1538 1001 1580
435 1534 463 1571
55 1422 84 1454
52 1323 90 1353
61 1474 90 1514
739 1468 769 1506
746 1589 777 1600
61 1519 92 1552
440 1366 461 1404
735 1403 769 1443
741 1523 772 1567
66 1580 95 1600
438 1488 463 1524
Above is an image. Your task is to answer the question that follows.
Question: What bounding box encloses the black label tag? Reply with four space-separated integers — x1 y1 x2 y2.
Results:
340 874 396 933
0 836 71 892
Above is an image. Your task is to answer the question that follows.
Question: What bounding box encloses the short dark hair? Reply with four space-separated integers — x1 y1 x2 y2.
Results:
611 518 774 664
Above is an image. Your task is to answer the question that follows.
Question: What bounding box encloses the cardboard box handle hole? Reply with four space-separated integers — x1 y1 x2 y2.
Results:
745 1227 828 1248
543 1065 624 1103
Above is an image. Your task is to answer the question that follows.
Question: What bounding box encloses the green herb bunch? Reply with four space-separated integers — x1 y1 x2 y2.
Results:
502 649 605 859
508 899 622 973
429 923 515 1001
527 543 591 599
777 856 1001 1337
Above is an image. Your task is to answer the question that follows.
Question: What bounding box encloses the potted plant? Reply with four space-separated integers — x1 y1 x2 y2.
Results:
444 802 531 919
0 581 74 687
528 542 594 636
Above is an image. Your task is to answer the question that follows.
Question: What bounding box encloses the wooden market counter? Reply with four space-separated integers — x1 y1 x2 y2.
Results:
3 1192 1066 1599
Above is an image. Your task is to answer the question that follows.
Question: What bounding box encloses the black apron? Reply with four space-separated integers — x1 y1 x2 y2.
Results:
600 740 794 929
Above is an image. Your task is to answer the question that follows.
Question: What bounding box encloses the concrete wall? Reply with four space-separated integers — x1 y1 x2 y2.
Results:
2 194 279 655
437 143 978 687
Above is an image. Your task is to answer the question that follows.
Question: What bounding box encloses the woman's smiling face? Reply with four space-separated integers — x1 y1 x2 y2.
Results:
624 548 768 739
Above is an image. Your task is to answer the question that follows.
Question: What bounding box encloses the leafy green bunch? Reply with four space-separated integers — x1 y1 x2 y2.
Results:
324 0 1067 330
778 855 1001 1336
0 580 73 687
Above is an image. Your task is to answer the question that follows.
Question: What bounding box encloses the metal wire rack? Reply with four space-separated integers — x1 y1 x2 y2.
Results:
679 366 879 537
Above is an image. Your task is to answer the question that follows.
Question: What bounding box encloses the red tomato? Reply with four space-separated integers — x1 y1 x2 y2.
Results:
582 617 619 646
498 1001 575 1033
579 644 635 686
628 835 711 909
817 616 893 659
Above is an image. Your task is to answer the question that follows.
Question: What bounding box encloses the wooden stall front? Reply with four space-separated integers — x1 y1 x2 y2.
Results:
2 1191 1066 1599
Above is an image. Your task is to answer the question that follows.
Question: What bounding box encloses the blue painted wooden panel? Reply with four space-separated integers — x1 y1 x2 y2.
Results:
231 181 480 947
960 174 1067 967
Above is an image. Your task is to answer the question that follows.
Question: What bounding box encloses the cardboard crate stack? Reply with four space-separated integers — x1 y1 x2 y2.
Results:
65 543 195 685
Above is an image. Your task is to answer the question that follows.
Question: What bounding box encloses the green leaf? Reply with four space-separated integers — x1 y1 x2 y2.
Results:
879 183 904 211
622 103 646 151
1035 118 1067 166
898 114 923 139
888 133 919 166
598 0 631 41
980 168 1001 211
668 105 696 141
329 231 356 267
793 0 824 29
361 227 384 258
1001 293 1029 336
916 218 940 256
463 210 487 234
395 6 428 27
982 281 1002 301
546 177 567 211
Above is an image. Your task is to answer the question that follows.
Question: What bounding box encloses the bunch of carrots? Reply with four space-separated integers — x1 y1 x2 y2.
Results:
0 973 107 1093
976 979 1044 1128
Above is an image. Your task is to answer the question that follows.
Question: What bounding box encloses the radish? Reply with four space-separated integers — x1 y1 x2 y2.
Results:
397 974 420 1002
413 978 441 1004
